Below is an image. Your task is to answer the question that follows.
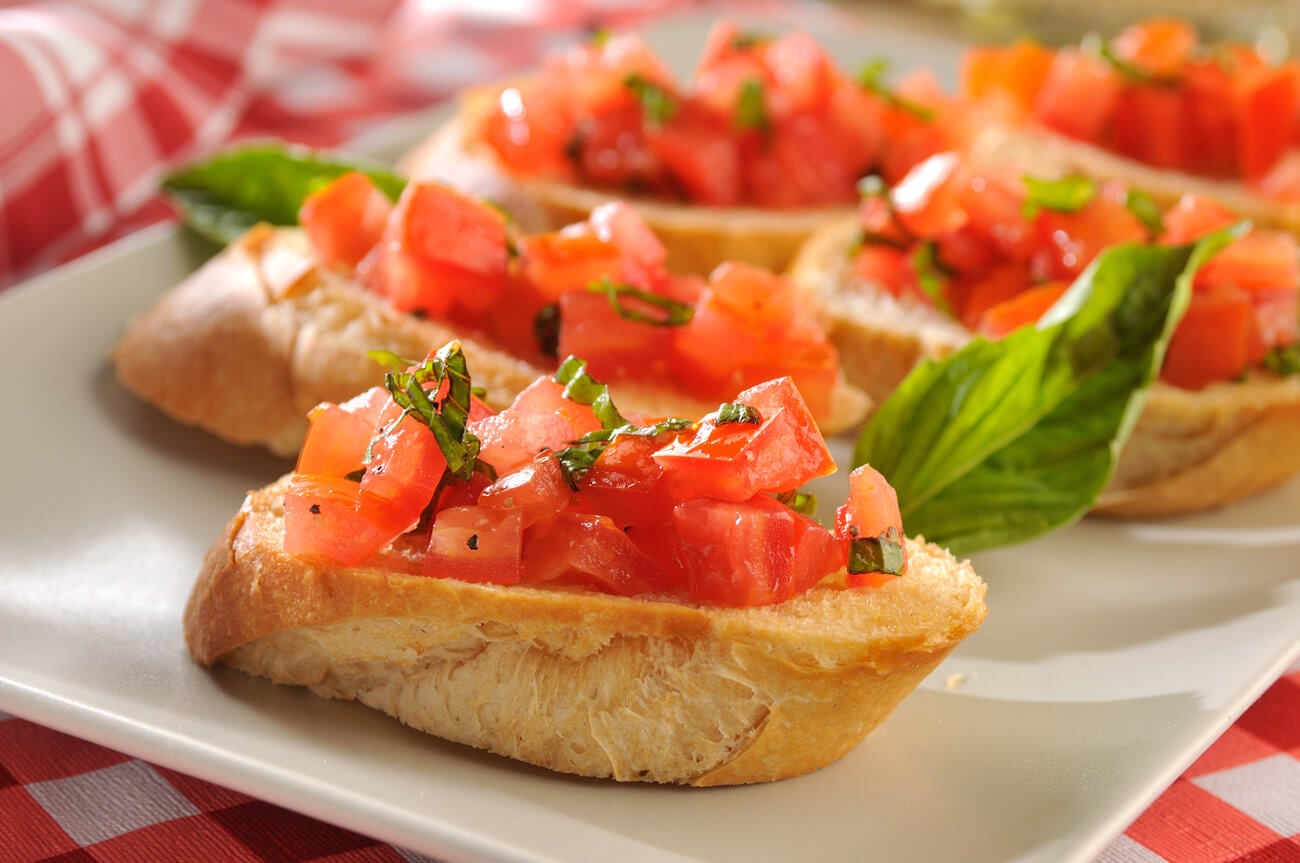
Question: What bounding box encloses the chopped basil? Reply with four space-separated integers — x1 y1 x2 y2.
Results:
587 277 694 326
624 73 679 126
533 303 561 359
734 78 770 133
1263 343 1300 376
1094 39 1181 87
589 28 612 48
1021 175 1097 220
911 241 954 316
775 489 818 517
1124 188 1165 236
162 143 407 245
715 402 762 425
553 355 629 429
854 227 1243 555
857 58 935 122
731 31 772 50
848 529 906 576
370 342 495 483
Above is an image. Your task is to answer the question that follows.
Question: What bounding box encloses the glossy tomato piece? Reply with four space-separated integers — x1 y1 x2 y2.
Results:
1161 284 1255 389
744 113 856 207
824 75 888 174
479 82 576 178
361 399 447 518
398 182 509 283
296 387 387 478
1237 66 1298 182
763 30 835 117
557 289 674 383
1196 231 1300 295
521 512 663 595
1109 18 1197 78
1033 49 1123 142
570 104 661 190
1160 194 1239 244
645 106 744 205
299 172 393 269
1112 84 1185 170
977 281 1069 339
1181 60 1237 178
575 434 674 529
960 169 1036 261
653 377 835 502
283 474 413 566
425 505 523 584
588 201 668 287
672 495 840 606
521 225 622 301
471 377 603 475
851 245 913 297
833 465 906 587
890 152 968 238
1031 182 1149 280
477 452 574 528
961 40 1053 116
959 262 1034 330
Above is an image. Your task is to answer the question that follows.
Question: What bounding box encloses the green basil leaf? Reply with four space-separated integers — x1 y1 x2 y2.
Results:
715 402 762 425
854 226 1244 555
1124 188 1166 236
624 73 679 126
734 78 770 132
586 277 694 326
1263 342 1300 376
857 58 935 122
553 355 629 430
775 489 818 517
911 241 954 316
1094 39 1181 87
162 143 407 245
848 531 905 575
1021 175 1097 220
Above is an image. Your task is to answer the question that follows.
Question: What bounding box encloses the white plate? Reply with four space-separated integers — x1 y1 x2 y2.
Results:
2 9 1299 863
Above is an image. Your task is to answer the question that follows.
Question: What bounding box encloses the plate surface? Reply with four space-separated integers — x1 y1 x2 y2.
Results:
2 9 1299 863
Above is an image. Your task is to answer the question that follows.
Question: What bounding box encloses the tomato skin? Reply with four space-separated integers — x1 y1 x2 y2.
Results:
477 453 574 528
283 475 414 566
1112 84 1184 170
834 465 906 587
521 512 664 595
644 107 743 205
360 402 447 519
1031 182 1149 281
425 506 523 584
959 262 1033 330
574 434 675 529
299 172 393 269
890 152 968 237
296 387 387 478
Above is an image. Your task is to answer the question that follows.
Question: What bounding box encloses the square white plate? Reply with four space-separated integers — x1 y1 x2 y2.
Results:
2 8 1298 863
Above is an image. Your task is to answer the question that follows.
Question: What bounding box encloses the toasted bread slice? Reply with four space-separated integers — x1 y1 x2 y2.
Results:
789 215 1300 517
113 225 869 456
399 90 851 275
184 475 987 785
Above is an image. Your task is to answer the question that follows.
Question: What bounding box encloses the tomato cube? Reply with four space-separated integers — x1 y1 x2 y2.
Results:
425 506 523 584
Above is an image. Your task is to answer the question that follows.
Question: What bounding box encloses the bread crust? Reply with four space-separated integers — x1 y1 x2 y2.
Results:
399 90 852 275
113 226 868 455
789 215 1300 517
185 476 987 785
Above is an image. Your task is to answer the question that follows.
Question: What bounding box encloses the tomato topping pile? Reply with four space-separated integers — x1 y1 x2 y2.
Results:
298 172 844 419
962 18 1300 194
283 343 906 607
850 152 1300 389
474 21 964 207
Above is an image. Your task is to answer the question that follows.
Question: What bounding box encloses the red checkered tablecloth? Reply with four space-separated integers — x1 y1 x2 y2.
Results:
1 2 1297 861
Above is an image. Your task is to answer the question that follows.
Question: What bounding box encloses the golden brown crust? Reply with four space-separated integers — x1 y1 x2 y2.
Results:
185 476 986 785
399 93 852 275
788 215 1300 517
113 226 869 455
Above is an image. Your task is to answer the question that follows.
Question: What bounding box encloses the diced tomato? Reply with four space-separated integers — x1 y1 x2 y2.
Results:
824 76 888 174
1110 18 1197 78
977 281 1070 339
1161 284 1255 389
425 506 523 584
299 172 393 269
1111 85 1185 170
1031 182 1149 281
569 105 662 190
1236 66 1298 182
574 434 674 529
557 289 674 384
644 107 744 205
1257 150 1300 200
763 30 835 117
398 182 509 282
673 496 839 606
959 262 1034 330
833 465 906 587
1181 60 1238 177
283 474 413 566
744 112 856 207
1195 231 1299 295
471 377 603 475
478 82 577 179
361 400 447 518
961 40 1054 115
959 168 1037 261
654 377 834 502
1032 49 1123 142
477 452 574 528
852 245 913 296
521 225 623 301
1160 194 1240 243
890 152 968 238
296 387 387 478
521 512 663 595
587 201 668 286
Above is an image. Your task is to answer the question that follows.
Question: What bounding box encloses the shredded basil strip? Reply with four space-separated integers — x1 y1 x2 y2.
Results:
587 277 695 326
848 530 906 575
533 303 561 358
1094 40 1181 87
857 58 935 122
1124 188 1165 236
162 143 407 245
370 342 495 483
553 355 629 430
775 489 818 517
911 241 954 316
731 31 772 50
554 417 694 486
715 402 762 425
1022 175 1097 220
735 78 770 132
1263 343 1300 376
624 73 679 126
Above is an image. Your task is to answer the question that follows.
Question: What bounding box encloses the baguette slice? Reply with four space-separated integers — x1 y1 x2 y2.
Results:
789 216 1300 518
112 225 869 456
185 475 987 785
399 90 852 275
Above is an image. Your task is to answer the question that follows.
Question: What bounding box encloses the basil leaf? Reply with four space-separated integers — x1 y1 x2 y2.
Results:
857 58 935 122
162 143 407 245
911 241 954 316
1021 175 1097 220
775 489 818 517
734 78 770 133
848 531 905 575
1125 188 1165 236
624 73 679 126
716 402 762 425
1263 343 1300 376
554 416 694 486
587 277 694 326
553 355 629 430
1095 40 1181 87
731 31 772 50
854 227 1244 555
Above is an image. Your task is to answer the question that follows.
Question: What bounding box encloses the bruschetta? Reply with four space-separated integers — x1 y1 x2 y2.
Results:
789 152 1300 517
401 21 967 274
959 17 1300 233
184 343 987 785
114 173 869 456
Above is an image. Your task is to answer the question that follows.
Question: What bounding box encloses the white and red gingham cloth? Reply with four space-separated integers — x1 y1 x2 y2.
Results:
1 2 1298 861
